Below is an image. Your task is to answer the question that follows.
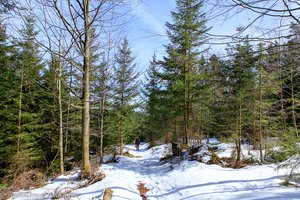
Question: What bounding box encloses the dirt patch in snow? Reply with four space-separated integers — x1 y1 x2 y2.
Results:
137 182 150 200
220 157 255 168
123 152 142 158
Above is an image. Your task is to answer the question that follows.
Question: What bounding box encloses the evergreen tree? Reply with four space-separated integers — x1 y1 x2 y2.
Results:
267 42 288 132
41 53 72 174
111 38 139 155
0 21 18 179
91 53 112 163
41 56 61 172
198 54 227 141
11 15 47 175
254 43 281 162
282 24 300 139
225 38 256 167
269 24 300 164
160 0 210 144
143 53 165 145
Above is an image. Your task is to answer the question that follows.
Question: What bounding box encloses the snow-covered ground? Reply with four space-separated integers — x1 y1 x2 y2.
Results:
12 143 299 200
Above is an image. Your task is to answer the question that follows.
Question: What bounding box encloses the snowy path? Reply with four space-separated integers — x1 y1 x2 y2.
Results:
12 143 299 200
96 143 299 200
95 144 175 199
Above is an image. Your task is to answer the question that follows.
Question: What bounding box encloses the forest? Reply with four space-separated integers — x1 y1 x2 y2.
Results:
0 0 300 199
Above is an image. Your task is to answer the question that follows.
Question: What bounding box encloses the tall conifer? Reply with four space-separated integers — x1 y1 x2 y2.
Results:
161 0 210 144
143 53 165 145
111 38 139 154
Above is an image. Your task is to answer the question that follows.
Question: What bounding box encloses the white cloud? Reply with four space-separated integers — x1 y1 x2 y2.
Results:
131 0 166 35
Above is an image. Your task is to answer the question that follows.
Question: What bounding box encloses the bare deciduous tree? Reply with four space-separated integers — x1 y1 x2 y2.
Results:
35 0 128 175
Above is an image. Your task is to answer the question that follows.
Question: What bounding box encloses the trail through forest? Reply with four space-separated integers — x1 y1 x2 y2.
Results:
12 143 300 200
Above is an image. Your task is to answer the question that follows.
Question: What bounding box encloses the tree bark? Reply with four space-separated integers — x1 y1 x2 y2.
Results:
235 102 242 167
17 66 23 153
64 65 73 155
280 68 287 130
259 68 263 163
120 106 124 155
99 93 105 163
82 0 91 175
183 56 189 145
58 36 64 174
290 68 299 138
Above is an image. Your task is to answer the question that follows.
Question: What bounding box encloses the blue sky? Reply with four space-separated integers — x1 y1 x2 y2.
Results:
12 0 288 77
125 0 292 76
125 0 255 75
11 0 294 77
126 0 175 75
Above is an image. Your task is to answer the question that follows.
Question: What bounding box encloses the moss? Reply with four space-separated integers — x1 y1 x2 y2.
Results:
0 183 8 190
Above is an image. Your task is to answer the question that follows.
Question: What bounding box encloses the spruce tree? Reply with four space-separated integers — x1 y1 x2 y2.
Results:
0 21 18 179
282 24 300 139
91 53 112 163
254 43 281 162
160 0 210 144
225 38 256 167
143 53 165 145
111 38 139 155
202 54 227 138
270 24 300 164
12 15 46 175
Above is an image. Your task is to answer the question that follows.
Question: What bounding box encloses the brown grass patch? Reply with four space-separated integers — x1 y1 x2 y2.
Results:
220 157 249 168
0 170 45 200
54 169 105 199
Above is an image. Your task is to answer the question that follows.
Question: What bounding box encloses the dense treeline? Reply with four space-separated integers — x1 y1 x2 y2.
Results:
143 0 299 168
0 0 299 188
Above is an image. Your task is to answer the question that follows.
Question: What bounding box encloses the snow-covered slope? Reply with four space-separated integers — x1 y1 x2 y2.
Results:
12 143 299 200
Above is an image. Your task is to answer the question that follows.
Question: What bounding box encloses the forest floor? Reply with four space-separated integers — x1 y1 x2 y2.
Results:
11 143 300 200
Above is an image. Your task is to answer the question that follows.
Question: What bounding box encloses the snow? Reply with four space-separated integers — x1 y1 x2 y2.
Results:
102 154 116 163
215 142 262 161
206 137 220 145
11 143 300 200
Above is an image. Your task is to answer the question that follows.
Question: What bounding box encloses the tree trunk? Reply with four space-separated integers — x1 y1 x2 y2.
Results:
280 69 287 130
235 138 241 167
149 131 154 147
174 118 178 143
82 0 91 175
264 130 269 160
183 58 189 145
259 69 263 163
58 37 64 173
99 93 105 163
120 92 124 155
17 66 23 153
235 102 242 167
64 65 73 155
290 69 299 138
120 124 124 155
